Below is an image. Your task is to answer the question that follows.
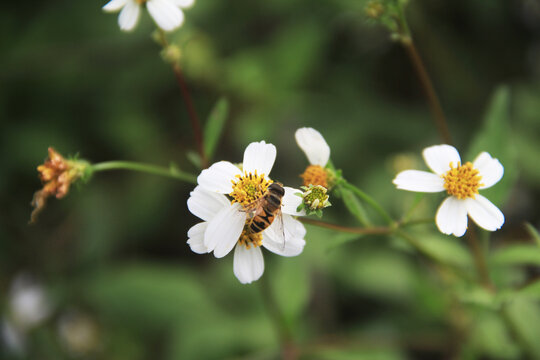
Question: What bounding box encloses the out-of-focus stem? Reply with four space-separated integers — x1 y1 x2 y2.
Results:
396 6 452 145
466 225 495 291
158 30 207 168
92 161 197 184
300 218 390 235
258 275 298 360
172 63 207 167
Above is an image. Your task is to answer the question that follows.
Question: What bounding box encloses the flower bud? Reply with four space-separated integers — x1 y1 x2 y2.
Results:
31 148 89 223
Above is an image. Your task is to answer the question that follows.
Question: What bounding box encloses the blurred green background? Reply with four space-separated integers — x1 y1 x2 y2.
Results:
2 0 540 359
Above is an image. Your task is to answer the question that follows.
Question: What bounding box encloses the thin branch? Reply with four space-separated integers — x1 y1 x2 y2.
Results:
171 63 207 167
92 161 197 184
395 5 452 145
466 225 495 291
158 30 207 167
401 39 452 144
258 275 298 360
300 218 391 235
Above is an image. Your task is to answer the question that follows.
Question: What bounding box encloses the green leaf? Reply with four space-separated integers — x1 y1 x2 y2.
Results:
503 297 540 358
309 348 406 360
270 257 310 327
490 244 540 266
466 86 517 207
517 281 540 300
411 234 473 268
83 264 218 330
468 311 520 359
203 97 229 161
525 222 540 247
337 186 370 226
186 150 202 169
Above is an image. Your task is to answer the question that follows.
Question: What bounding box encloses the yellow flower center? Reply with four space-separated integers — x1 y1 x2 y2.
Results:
237 228 263 249
300 165 328 188
229 171 272 206
442 162 483 200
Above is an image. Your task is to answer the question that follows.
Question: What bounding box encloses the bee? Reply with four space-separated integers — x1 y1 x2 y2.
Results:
245 183 286 244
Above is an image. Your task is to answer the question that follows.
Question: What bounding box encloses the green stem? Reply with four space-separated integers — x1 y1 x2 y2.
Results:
466 225 495 291
399 217 435 228
91 161 197 184
258 275 298 360
300 218 390 235
339 181 394 225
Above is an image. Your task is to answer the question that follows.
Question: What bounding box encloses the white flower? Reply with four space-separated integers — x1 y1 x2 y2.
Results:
9 274 51 330
102 0 194 32
295 127 330 167
187 141 307 284
393 144 505 237
1 321 25 355
295 127 333 188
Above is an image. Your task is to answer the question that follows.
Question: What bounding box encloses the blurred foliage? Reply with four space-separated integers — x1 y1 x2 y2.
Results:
1 0 540 359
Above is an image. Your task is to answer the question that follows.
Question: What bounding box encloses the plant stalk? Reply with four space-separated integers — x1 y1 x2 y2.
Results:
92 161 197 184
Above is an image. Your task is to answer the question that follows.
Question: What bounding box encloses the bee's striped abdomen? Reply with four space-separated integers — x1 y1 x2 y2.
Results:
248 183 284 234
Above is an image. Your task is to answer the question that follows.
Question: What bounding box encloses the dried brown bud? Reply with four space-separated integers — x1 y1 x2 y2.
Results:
30 148 88 223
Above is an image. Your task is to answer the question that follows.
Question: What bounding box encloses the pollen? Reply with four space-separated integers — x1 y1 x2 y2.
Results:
230 171 272 206
237 229 263 249
300 165 328 188
442 162 483 200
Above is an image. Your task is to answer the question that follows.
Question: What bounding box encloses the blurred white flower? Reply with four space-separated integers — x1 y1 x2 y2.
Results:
102 0 194 32
1 274 52 355
393 144 505 237
295 127 332 188
188 141 306 284
1 320 25 355
9 274 51 330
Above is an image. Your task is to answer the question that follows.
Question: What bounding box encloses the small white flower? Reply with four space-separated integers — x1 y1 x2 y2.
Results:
187 141 306 284
102 0 194 32
393 144 505 237
295 127 334 189
9 274 51 330
295 127 330 167
1 320 25 354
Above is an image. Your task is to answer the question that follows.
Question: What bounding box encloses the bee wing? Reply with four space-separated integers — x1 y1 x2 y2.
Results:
265 211 287 250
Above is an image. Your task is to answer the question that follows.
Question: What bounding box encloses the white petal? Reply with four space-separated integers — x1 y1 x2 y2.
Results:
295 127 330 166
422 144 461 175
187 186 230 221
187 222 208 254
281 187 306 216
436 196 468 237
146 0 185 32
392 170 445 192
242 141 277 177
197 161 242 194
465 195 504 231
264 214 306 249
117 0 140 31
205 203 245 258
263 215 306 256
103 0 129 12
262 232 305 257
233 245 264 284
171 0 194 8
473 152 504 189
